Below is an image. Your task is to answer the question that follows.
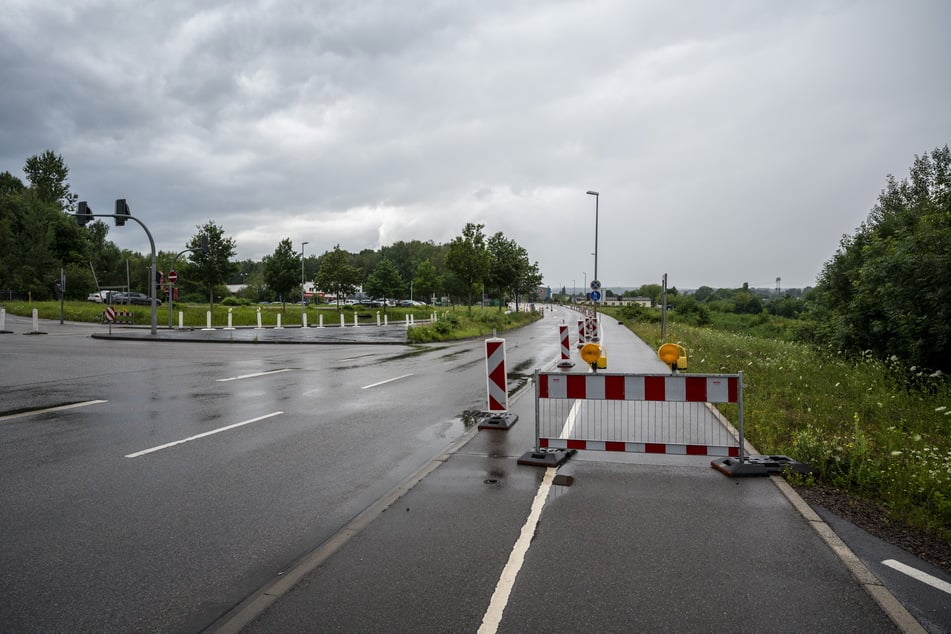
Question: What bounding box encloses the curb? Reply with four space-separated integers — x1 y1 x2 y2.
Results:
770 476 925 632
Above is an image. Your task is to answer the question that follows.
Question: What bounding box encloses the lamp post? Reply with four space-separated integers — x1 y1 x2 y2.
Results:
301 241 309 305
586 191 599 290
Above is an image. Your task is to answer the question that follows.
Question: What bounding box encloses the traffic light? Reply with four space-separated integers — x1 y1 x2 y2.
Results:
115 199 131 226
155 270 164 287
76 201 92 226
200 233 209 255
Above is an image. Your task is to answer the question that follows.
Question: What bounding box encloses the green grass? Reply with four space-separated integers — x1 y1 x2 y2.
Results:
407 307 542 342
0 300 437 328
606 309 951 539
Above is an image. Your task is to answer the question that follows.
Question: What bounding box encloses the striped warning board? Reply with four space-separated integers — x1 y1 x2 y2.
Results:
540 438 739 457
485 338 508 412
538 373 738 403
528 370 744 460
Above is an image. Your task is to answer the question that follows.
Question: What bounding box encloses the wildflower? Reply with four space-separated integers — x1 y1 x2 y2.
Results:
891 450 902 456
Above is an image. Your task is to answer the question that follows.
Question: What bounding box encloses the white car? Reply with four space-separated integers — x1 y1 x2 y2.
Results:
87 291 107 303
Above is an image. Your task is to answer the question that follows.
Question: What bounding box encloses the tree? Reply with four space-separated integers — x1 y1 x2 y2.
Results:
364 258 404 309
314 244 360 303
185 221 237 311
513 254 543 309
263 238 302 310
413 259 440 304
446 222 489 312
487 232 521 310
808 145 951 372
23 150 77 211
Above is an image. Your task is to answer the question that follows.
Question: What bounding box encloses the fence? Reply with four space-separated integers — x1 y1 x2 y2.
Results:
531 371 744 458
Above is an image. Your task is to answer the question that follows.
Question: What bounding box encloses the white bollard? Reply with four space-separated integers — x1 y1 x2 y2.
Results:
0 308 5 331
225 309 234 330
276 314 283 329
405 315 410 326
384 314 388 326
256 311 263 329
354 313 359 327
340 313 345 328
410 314 415 325
203 311 213 330
179 311 184 329
376 311 381 326
32 308 39 332
303 313 308 328
319 314 324 328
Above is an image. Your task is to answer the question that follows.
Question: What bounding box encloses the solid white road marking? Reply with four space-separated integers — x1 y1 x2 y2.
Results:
216 368 292 382
0 400 108 422
479 390 578 633
478 467 556 634
124 411 283 458
361 373 413 390
882 559 951 595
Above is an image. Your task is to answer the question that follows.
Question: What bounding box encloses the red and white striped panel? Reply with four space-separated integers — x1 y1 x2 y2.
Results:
538 373 738 403
540 437 739 457
485 338 508 411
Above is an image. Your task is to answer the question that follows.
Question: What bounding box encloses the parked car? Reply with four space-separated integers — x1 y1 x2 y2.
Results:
87 291 107 303
112 292 161 306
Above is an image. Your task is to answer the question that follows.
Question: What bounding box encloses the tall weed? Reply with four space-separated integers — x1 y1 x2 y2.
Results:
622 317 951 537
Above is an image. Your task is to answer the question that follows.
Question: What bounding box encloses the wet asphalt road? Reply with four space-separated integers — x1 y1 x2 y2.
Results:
1 309 943 632
0 312 551 632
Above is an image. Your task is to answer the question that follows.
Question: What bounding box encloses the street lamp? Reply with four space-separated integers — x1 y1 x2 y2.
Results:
586 191 599 290
301 241 309 305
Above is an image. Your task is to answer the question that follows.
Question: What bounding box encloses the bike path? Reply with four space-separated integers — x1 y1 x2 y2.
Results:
231 309 902 632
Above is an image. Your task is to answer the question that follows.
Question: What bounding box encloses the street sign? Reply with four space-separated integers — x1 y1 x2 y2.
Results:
589 290 602 302
167 270 178 284
590 280 601 290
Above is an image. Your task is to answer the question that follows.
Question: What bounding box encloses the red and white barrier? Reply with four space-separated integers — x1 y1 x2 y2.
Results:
557 324 575 368
577 319 585 348
521 370 744 465
538 373 738 403
539 438 737 457
480 337 518 429
485 337 508 411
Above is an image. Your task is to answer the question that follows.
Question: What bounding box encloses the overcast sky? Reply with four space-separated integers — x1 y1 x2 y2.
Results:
3 0 949 291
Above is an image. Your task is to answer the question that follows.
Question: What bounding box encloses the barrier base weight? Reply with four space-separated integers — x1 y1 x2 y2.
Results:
711 455 815 478
478 411 518 430
517 447 576 467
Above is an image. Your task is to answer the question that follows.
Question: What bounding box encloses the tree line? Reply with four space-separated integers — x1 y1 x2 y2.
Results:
0 152 543 312
4 146 948 373
597 146 951 375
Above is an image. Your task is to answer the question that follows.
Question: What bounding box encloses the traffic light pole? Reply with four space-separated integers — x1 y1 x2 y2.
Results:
74 210 158 335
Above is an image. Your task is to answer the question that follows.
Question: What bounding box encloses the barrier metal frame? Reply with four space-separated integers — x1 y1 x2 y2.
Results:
531 369 746 461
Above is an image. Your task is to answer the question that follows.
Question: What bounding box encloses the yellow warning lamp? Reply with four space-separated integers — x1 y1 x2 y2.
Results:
658 343 687 371
580 342 602 365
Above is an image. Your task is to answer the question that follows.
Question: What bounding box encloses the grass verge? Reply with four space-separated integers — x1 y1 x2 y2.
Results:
606 309 950 541
407 307 542 343
1 301 436 328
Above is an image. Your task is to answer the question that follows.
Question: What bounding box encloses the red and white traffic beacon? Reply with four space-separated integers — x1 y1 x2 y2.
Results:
557 323 575 368
478 335 518 430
